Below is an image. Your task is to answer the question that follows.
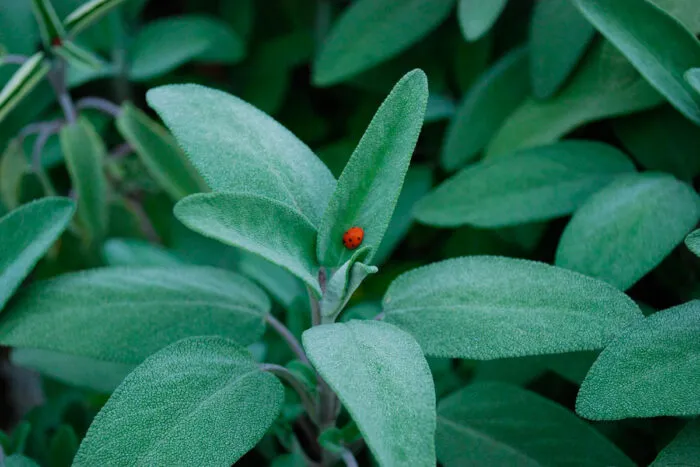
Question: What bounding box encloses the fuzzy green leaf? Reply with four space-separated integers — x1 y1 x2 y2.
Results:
0 140 30 209
651 419 700 466
556 173 700 290
5 455 39 467
441 47 529 171
383 256 643 359
320 247 377 321
577 301 700 420
116 102 206 200
573 0 700 124
102 238 184 267
303 320 436 467
30 0 65 47
74 336 284 466
175 192 321 294
0 52 50 124
317 70 427 267
530 0 596 99
147 84 335 226
457 0 508 41
419 141 635 228
60 118 109 244
63 0 127 36
313 0 454 86
0 266 270 364
685 229 700 257
0 198 74 311
437 383 635 466
687 68 700 93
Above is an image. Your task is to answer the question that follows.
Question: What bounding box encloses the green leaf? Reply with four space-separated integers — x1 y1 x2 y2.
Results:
102 238 184 267
577 301 700 420
175 192 321 294
320 247 377 321
685 229 700 257
419 141 635 228
317 70 427 267
303 320 436 467
130 15 245 81
60 118 109 244
556 173 700 290
74 336 284 466
573 0 700 125
313 0 454 86
0 52 51 124
63 0 127 36
530 0 596 99
5 455 39 467
0 140 30 209
383 256 643 359
457 0 508 41
30 0 65 47
0 197 75 311
437 383 635 467
116 102 206 200
147 84 335 226
687 68 700 93
651 419 700 466
48 424 78 467
53 41 104 70
0 266 270 364
441 47 529 171
237 250 307 314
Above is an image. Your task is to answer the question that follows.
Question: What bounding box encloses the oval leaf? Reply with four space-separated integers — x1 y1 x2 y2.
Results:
419 141 635 228
383 256 644 359
457 0 508 41
102 238 184 267
0 140 29 209
651 419 700 466
576 301 700 420
0 197 74 310
556 173 700 290
0 266 270 363
74 336 284 466
303 320 436 467
317 70 427 267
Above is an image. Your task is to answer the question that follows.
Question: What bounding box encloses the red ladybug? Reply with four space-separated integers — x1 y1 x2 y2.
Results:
342 227 364 250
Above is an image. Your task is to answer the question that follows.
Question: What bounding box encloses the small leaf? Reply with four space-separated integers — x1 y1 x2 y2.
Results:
303 320 436 467
0 197 75 311
0 140 30 209
102 238 183 267
0 52 50 123
317 70 427 267
556 173 700 290
74 336 284 466
577 301 700 420
63 0 128 37
53 40 104 70
685 229 700 257
147 84 335 226
320 247 377 321
0 266 270 363
116 102 206 200
441 47 529 171
687 68 700 93
651 419 700 466
313 0 454 86
383 256 643 359
573 0 700 124
48 425 78 467
60 117 109 244
175 192 321 294
457 0 508 41
30 0 65 47
419 141 635 228
530 0 596 99
437 383 635 466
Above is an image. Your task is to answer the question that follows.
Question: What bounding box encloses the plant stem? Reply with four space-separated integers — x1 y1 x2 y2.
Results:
265 314 309 364
309 288 322 326
110 142 133 160
76 97 123 118
373 311 385 321
109 10 131 102
260 363 318 424
123 194 161 243
1 55 29 66
340 449 359 467
47 61 77 123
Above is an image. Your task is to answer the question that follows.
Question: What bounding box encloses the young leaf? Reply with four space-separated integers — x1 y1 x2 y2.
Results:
383 256 643 359
0 197 75 311
53 40 104 70
303 320 436 467
60 118 109 244
175 192 321 294
437 383 635 467
30 0 65 47
419 141 635 228
530 0 596 99
576 301 700 420
116 102 206 200
317 70 427 267
556 173 700 290
0 266 270 363
573 0 700 124
687 68 700 93
685 229 700 257
0 52 50 123
313 0 454 86
0 140 30 209
74 337 284 466
147 84 335 226
651 419 700 466
441 47 529 171
102 238 184 267
320 247 377 321
48 425 78 467
457 0 508 41
63 0 127 37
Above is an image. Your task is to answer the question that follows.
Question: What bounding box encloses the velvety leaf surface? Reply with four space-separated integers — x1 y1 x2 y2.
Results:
0 197 75 310
685 229 700 257
303 320 436 467
418 141 635 228
74 337 284 466
556 173 700 290
320 247 377 321
0 266 270 363
102 238 184 267
651 419 700 466
577 301 700 420
457 0 508 41
437 383 635 466
383 256 643 359
317 70 427 267
688 68 700 93
0 140 29 209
